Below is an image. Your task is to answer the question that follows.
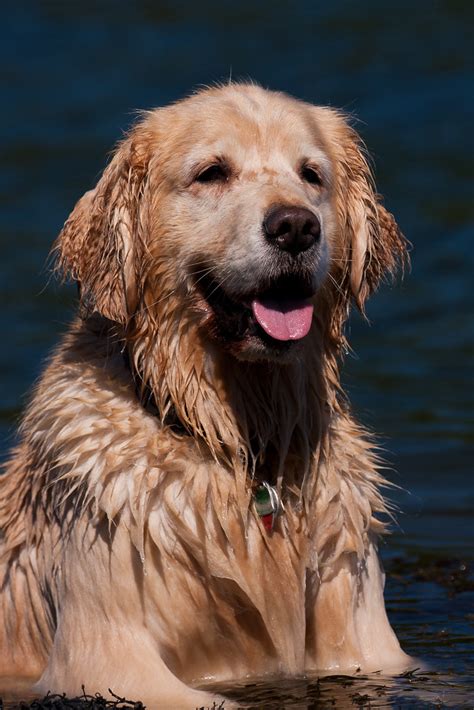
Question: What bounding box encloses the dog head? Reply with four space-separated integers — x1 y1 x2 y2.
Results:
56 84 408 363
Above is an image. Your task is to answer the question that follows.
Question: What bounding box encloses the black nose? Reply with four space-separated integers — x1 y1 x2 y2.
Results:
263 206 321 255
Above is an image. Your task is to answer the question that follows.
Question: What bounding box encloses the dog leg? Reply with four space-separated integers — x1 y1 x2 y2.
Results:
305 540 411 674
35 621 227 710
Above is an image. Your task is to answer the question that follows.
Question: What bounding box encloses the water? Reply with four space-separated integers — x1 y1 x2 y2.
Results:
1 1 473 707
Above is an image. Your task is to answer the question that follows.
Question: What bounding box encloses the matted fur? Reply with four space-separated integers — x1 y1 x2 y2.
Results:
0 84 410 708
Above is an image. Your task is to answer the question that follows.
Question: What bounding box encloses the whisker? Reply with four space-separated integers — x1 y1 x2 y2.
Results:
185 259 215 270
329 256 351 265
204 274 230 301
135 289 178 315
327 272 346 298
192 267 216 284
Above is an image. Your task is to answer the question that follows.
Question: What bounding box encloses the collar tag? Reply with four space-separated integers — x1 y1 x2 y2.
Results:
254 482 281 533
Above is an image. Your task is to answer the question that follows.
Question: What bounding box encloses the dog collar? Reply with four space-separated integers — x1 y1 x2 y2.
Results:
253 481 281 533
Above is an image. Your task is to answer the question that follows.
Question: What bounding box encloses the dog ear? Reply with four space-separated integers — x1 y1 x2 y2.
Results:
314 108 409 312
54 135 149 323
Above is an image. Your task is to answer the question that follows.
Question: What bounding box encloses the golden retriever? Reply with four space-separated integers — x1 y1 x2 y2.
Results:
0 84 411 708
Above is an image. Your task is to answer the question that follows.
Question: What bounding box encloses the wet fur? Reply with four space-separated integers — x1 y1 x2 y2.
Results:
0 84 410 708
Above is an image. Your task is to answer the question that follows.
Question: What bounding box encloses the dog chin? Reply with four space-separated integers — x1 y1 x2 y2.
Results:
226 330 305 364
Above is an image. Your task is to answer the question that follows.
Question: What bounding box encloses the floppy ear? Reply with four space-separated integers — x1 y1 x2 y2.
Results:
314 108 409 312
54 135 149 323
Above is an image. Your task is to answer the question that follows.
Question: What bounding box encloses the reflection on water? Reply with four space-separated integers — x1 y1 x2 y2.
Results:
213 669 473 708
0 0 472 707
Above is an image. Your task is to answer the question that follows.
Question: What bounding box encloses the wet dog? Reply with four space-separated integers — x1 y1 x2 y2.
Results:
0 84 410 707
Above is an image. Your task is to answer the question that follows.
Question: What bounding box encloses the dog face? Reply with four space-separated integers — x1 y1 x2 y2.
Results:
56 84 407 362
145 87 339 361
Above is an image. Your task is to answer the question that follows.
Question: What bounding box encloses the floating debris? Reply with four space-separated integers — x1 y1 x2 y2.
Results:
387 554 474 596
15 687 145 710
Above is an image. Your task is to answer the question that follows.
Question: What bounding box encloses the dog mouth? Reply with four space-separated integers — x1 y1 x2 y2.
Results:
193 269 316 349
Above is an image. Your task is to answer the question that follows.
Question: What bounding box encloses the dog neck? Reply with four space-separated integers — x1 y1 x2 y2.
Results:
122 309 343 501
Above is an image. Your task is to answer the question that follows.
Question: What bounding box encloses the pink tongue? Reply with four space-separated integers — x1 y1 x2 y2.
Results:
251 298 314 341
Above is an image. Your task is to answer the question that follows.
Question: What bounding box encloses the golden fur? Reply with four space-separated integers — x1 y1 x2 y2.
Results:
0 84 410 708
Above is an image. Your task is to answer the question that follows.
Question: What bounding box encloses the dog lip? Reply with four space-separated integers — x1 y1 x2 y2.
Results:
193 270 316 310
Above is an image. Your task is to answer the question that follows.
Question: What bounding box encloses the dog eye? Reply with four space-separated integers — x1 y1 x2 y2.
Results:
301 165 322 186
195 164 229 183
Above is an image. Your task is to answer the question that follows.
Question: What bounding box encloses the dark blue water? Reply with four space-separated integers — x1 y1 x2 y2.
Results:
1 1 473 707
